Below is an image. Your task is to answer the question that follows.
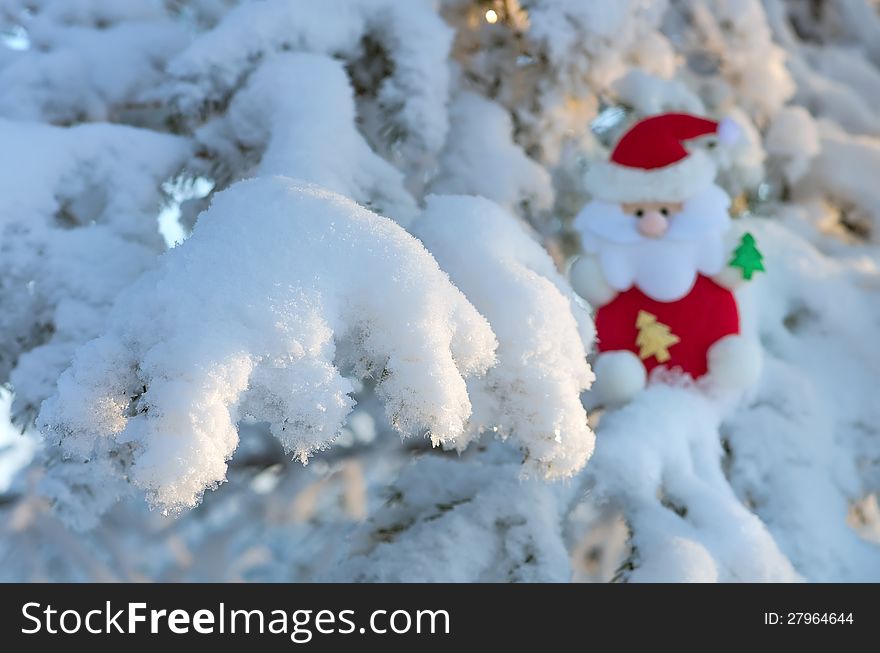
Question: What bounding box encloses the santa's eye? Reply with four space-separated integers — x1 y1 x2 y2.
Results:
660 207 669 216
635 209 644 217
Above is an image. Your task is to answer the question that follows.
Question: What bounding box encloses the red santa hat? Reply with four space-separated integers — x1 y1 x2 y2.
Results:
584 113 741 203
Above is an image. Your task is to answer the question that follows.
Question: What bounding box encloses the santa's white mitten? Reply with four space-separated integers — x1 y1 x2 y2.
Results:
569 254 617 308
707 334 763 390
712 264 746 291
592 350 647 406
714 231 765 290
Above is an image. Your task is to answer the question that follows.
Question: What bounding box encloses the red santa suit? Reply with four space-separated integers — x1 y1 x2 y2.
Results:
595 274 739 379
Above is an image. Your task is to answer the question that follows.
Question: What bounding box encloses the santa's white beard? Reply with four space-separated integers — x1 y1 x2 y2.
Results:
575 184 731 302
596 234 726 301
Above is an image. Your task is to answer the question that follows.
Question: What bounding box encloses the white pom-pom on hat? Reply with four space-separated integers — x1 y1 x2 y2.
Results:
717 117 742 145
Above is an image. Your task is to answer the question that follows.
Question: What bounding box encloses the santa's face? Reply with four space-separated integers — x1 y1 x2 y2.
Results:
620 200 683 239
575 184 732 302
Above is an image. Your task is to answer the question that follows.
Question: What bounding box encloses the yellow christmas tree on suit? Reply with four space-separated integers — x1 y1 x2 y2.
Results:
635 310 680 363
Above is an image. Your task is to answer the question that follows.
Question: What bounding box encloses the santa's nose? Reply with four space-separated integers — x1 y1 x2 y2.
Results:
637 210 668 238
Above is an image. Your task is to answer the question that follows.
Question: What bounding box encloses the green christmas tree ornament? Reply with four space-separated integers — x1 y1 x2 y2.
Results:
729 232 765 280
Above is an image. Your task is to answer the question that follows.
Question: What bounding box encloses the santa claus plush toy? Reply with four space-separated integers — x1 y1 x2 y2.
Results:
570 112 765 406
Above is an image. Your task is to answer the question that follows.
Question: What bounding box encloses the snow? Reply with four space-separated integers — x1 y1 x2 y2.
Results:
332 451 577 582
527 0 674 85
727 217 880 580
764 106 820 185
1 0 879 583
799 121 880 240
429 92 554 216
588 383 800 582
412 195 594 479
39 176 498 512
165 0 452 166
0 389 37 493
0 119 190 423
195 52 418 223
612 69 705 116
0 1 188 123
